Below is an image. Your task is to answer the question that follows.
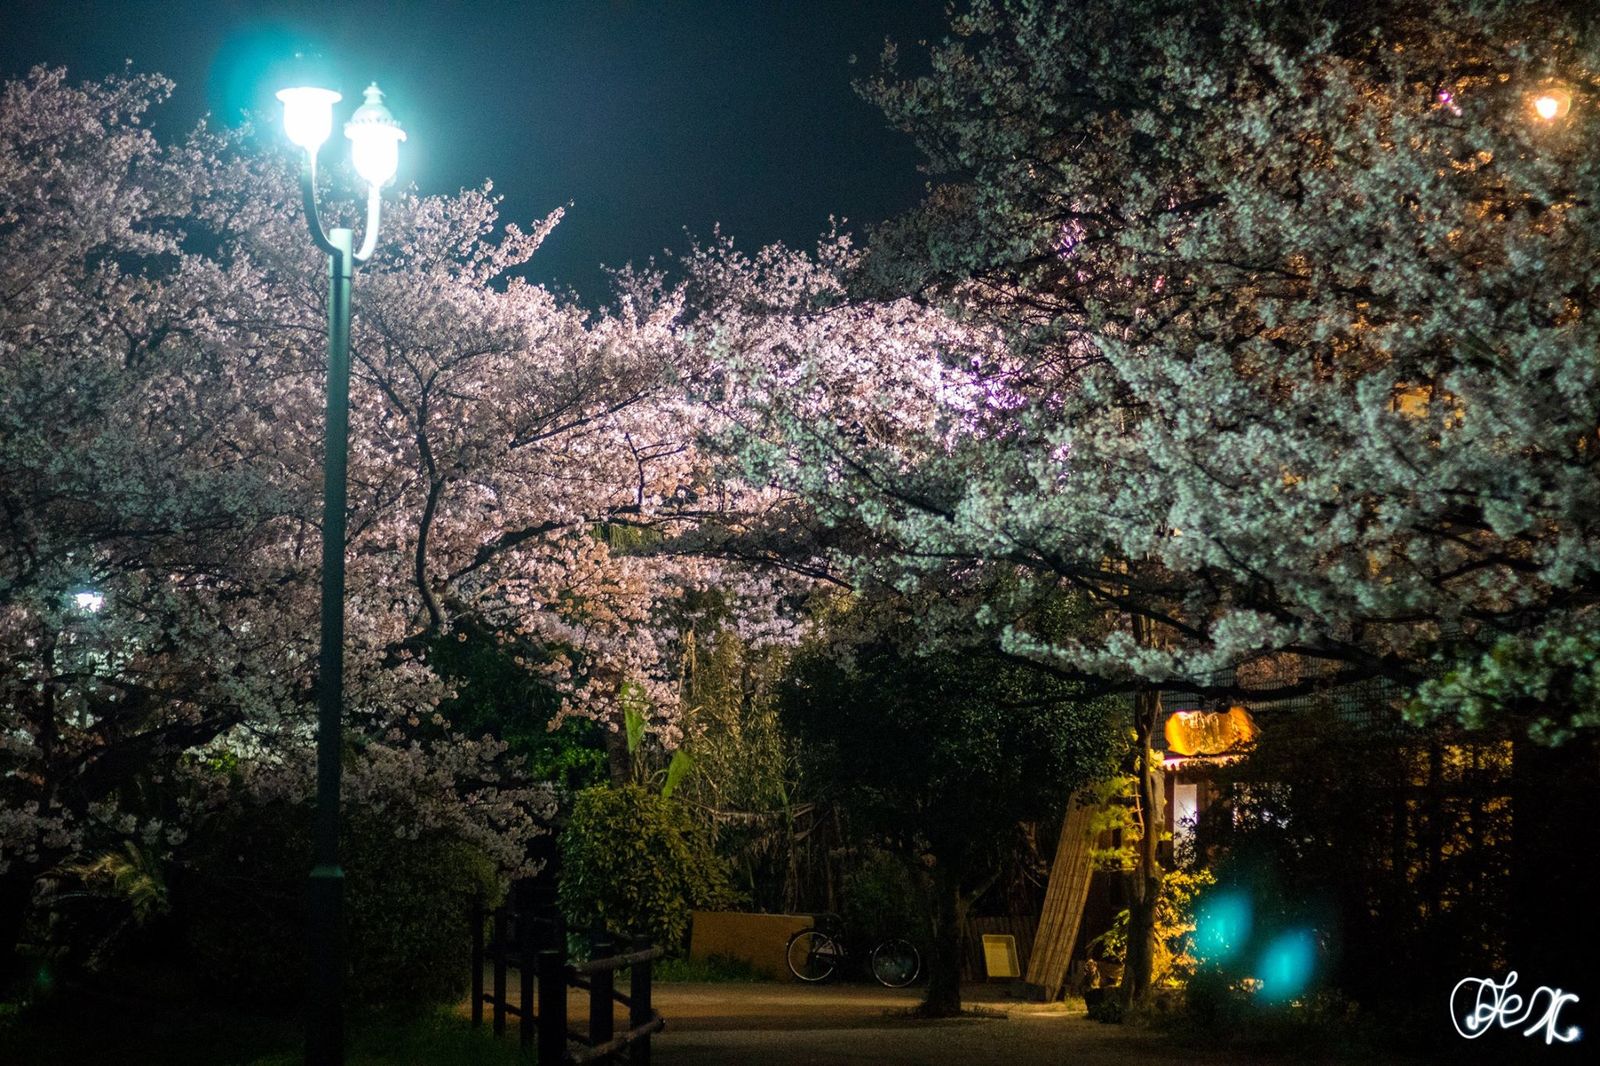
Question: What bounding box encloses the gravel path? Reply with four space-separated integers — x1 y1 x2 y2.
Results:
645 983 1413 1066
465 977 1422 1065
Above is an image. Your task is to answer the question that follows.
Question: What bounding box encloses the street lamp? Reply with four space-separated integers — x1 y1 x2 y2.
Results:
277 77 404 1066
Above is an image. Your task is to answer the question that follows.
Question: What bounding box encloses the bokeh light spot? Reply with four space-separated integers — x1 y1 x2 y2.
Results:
1195 889 1252 963
1256 928 1317 1003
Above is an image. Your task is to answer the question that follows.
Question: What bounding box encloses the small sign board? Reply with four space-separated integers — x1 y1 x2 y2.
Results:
981 934 1021 979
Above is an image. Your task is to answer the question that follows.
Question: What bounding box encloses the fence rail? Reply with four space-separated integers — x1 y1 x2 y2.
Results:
470 892 664 1064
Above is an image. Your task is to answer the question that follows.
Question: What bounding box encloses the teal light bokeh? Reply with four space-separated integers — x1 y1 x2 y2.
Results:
1256 928 1317 1003
208 25 330 130
1195 889 1253 963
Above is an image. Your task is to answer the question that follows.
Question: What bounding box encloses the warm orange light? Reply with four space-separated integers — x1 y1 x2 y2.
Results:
1164 705 1260 757
1531 88 1572 122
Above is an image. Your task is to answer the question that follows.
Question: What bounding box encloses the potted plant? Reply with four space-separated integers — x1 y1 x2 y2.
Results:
1085 913 1128 990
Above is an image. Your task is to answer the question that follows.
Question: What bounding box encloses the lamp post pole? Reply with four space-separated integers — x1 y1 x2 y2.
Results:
276 79 405 1066
309 224 353 1066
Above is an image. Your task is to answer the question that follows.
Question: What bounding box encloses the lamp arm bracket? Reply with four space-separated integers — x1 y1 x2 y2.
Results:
352 184 382 264
300 153 342 258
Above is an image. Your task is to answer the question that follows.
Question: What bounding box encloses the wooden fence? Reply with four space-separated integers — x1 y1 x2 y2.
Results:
470 893 665 1064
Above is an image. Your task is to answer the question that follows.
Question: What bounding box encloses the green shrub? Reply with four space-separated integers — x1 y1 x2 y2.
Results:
1173 972 1368 1051
1086 992 1126 1024
1086 867 1215 989
1 999 535 1066
179 800 304 1006
344 821 498 1006
557 784 734 949
841 850 920 944
180 799 498 1008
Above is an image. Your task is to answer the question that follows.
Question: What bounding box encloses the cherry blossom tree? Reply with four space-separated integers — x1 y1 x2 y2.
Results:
0 67 782 972
0 68 331 962
690 0 1600 1000
845 0 1600 727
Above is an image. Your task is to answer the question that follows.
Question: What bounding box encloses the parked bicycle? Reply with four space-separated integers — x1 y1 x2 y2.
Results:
785 915 921 987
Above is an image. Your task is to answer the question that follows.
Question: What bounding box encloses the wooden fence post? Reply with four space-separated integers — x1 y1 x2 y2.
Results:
470 892 484 1028
538 945 566 1066
518 904 534 1048
589 927 614 1047
492 906 508 1037
630 935 653 1066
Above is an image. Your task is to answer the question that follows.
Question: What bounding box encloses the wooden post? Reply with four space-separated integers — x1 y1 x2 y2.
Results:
470 892 484 1028
538 946 566 1066
518 904 535 1048
492 906 508 1037
589 928 614 1047
630 935 653 1066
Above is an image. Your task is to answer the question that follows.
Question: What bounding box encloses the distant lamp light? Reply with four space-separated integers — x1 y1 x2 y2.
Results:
345 83 406 186
276 85 342 151
73 590 105 613
1531 87 1572 122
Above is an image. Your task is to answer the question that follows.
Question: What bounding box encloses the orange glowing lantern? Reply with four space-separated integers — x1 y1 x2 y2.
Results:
1164 705 1260 757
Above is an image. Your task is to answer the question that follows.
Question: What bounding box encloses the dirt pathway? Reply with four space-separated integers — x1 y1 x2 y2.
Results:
652 985 1178 1065
649 983 1415 1066
465 978 1420 1065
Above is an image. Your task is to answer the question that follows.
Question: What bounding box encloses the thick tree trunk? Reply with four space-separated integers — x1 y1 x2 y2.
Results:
1121 684 1163 1007
921 863 965 1016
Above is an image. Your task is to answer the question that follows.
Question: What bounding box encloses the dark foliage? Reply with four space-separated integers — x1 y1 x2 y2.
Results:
776 594 1122 1012
180 798 498 1009
557 784 735 950
428 628 608 791
1194 708 1516 1034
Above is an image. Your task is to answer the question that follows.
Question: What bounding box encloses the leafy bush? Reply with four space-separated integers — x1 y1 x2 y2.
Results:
179 800 304 1006
1085 992 1126 1024
180 798 498 1008
1 998 536 1066
1087 867 1215 989
841 850 920 945
343 820 499 1006
1175 972 1367 1052
557 784 734 949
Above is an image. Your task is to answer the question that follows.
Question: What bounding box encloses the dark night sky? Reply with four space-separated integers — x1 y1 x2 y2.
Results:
0 0 947 302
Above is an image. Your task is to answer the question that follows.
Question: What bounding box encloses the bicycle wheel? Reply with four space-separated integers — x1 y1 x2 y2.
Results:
870 939 921 987
787 930 842 982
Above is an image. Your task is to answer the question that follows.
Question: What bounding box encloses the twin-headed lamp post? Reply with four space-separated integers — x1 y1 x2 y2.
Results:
276 79 404 1066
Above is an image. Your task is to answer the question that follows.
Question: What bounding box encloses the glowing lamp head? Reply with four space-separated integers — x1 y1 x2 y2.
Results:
276 85 342 151
1531 87 1572 122
345 83 406 186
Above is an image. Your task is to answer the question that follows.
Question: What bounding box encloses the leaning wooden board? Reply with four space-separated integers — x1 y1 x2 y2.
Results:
1025 796 1097 1000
